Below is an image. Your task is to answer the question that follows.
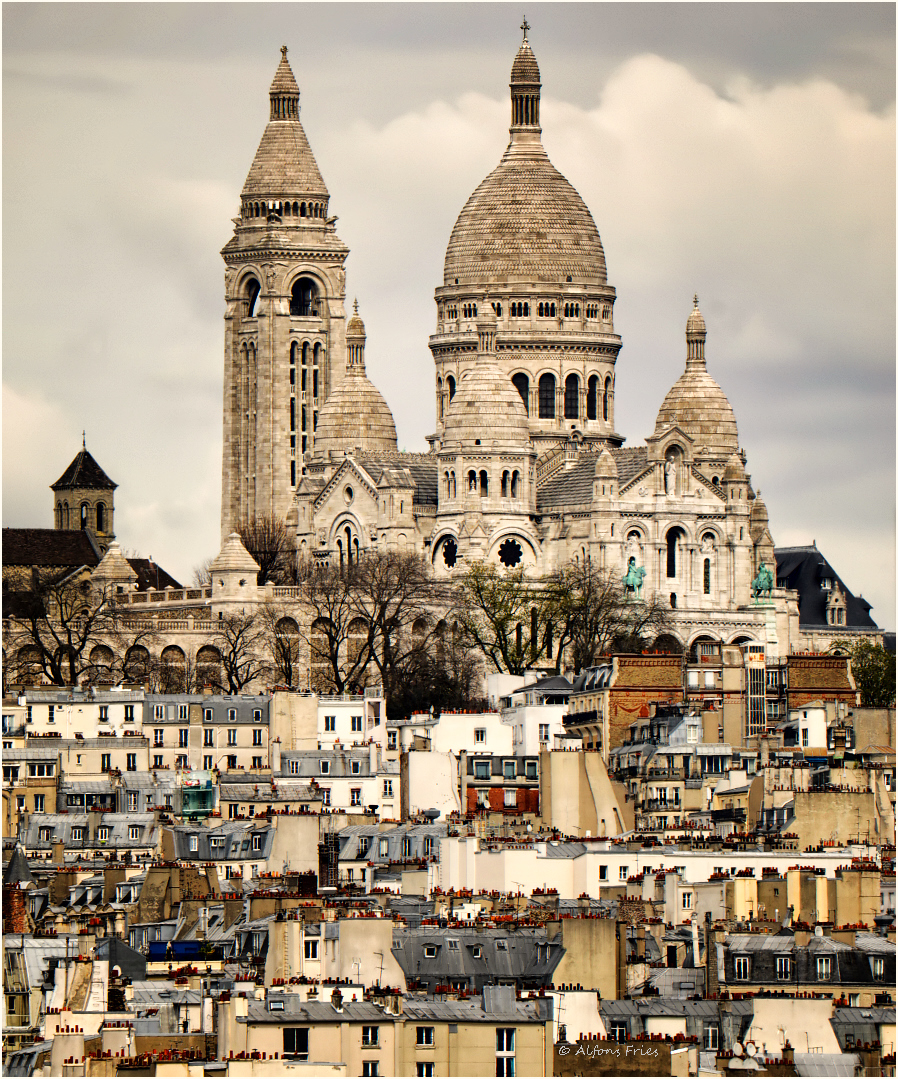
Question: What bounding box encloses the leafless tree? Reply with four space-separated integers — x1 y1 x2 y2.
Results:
192 558 214 587
204 613 271 693
296 561 374 693
258 602 303 688
236 516 295 585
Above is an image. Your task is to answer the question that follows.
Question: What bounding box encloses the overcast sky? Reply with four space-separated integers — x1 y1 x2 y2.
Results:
4 3 895 628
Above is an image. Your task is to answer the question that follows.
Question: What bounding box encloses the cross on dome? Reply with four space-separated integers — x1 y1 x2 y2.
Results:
521 16 530 42
693 293 699 307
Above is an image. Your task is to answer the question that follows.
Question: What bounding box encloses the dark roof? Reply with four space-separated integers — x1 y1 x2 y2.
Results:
613 446 650 487
51 448 117 491
537 455 596 510
126 559 182 591
357 452 439 506
3 844 34 886
2 528 101 568
774 545 878 629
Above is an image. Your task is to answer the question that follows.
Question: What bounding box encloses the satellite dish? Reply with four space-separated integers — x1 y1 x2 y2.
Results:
422 808 441 821
734 1043 744 1057
745 1042 757 1057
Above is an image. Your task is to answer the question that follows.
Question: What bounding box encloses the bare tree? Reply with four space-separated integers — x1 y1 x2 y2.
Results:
236 516 294 585
204 613 271 692
258 602 303 688
545 561 673 671
192 558 214 587
4 570 154 687
296 561 374 693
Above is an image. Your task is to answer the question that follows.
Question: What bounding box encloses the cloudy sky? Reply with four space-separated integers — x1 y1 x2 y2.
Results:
4 3 895 627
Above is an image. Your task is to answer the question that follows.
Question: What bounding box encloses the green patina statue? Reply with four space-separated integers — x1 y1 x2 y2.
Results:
623 556 646 598
752 562 773 598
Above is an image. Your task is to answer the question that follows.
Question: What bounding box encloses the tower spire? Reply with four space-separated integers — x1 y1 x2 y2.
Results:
269 44 300 121
509 20 541 134
685 295 708 369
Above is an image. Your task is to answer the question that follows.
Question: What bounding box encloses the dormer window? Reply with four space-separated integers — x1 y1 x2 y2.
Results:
820 578 831 590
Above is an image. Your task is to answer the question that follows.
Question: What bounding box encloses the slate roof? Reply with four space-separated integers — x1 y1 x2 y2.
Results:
243 994 549 1024
165 821 273 862
774 545 877 629
51 448 117 491
3 844 34 886
613 446 650 487
2 527 101 568
536 455 597 510
126 559 182 591
356 452 440 506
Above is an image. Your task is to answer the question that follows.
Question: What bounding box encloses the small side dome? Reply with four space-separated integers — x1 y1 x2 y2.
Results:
346 298 365 338
686 295 706 335
750 493 769 524
442 364 530 451
314 375 398 456
723 453 746 481
210 533 261 575
510 39 541 85
594 448 618 478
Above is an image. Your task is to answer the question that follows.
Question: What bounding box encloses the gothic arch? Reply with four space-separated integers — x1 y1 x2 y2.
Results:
124 645 151 682
196 646 222 690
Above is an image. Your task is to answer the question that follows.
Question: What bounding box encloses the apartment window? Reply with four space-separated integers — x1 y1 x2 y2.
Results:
97 826 109 841
424 945 438 958
362 1065 379 1078
802 728 809 747
352 760 362 774
704 1026 719 1050
251 834 262 852
99 705 109 721
379 838 389 857
776 956 791 980
176 754 187 768
475 728 486 743
324 716 336 731
128 826 140 841
474 760 490 779
525 760 537 779
352 716 363 732
283 1028 309 1061
538 723 550 742
734 956 750 980
417 1065 434 1077
304 940 319 960
155 729 165 746
226 755 236 769
496 940 507 952
682 892 693 909
504 788 517 807
496 1028 515 1076
154 705 165 719
873 957 885 980
816 956 832 980
227 729 237 746
417 1026 435 1046
202 728 213 747
320 760 330 775
47 704 55 723
320 788 331 806
204 708 213 722
252 756 262 769
253 709 263 722
128 792 139 812
289 760 299 775
28 763 54 777
387 730 397 750
620 866 629 881
179 728 189 748
124 705 134 721
351 788 362 806
101 753 111 772
423 836 434 856
179 704 189 719
72 827 85 841
402 837 413 858
362 1026 379 1047
126 753 137 771
253 729 263 745
39 827 52 843
599 865 608 880
34 794 45 812
154 755 163 768
447 939 460 951
383 779 393 797
228 708 237 722
610 1024 628 1042
503 759 516 779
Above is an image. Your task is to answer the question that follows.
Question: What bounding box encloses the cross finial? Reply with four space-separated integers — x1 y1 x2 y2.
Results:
353 298 359 314
281 45 288 59
693 293 699 308
82 430 86 450
521 16 530 41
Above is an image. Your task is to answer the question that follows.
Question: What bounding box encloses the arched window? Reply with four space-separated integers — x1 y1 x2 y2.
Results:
501 471 509 497
479 470 489 496
312 343 321 397
450 471 456 498
290 277 318 317
63 502 70 529
666 527 685 578
586 375 598 421
512 373 529 414
538 374 556 419
703 558 711 595
603 377 611 421
444 471 451 498
96 503 106 532
564 374 579 419
80 503 89 530
438 377 444 418
511 471 520 498
468 470 477 492
55 503 62 529
447 375 456 401
244 277 261 317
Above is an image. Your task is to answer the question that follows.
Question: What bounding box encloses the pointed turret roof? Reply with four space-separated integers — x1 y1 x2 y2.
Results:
241 46 329 202
51 445 116 491
3 844 34 887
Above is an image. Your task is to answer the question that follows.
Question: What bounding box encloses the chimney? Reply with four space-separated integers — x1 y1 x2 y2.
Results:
782 1041 794 1066
705 912 719 997
52 839 65 867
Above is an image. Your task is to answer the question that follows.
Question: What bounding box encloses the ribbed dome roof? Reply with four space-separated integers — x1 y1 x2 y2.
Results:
315 371 398 456
444 156 607 286
654 301 739 459
442 361 531 450
346 298 365 337
511 40 540 83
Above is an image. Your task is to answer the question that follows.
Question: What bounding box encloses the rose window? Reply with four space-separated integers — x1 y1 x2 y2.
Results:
442 538 458 568
497 538 523 568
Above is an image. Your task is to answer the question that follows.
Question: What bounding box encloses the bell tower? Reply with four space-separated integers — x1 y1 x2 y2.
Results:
50 437 116 553
220 46 350 538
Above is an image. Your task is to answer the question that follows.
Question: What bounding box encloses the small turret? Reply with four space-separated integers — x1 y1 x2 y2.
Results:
594 449 618 499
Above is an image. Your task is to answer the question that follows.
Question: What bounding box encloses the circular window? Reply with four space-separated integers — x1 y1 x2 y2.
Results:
497 538 523 568
343 486 354 505
442 538 458 568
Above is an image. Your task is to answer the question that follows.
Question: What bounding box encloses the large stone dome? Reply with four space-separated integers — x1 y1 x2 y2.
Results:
444 154 607 287
654 299 739 459
314 370 398 456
